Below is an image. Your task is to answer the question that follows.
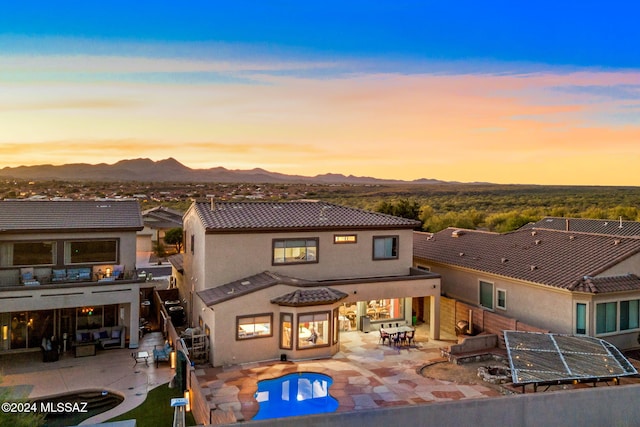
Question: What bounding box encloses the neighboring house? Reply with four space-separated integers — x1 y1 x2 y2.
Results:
138 206 184 252
0 200 144 352
413 220 640 350
182 200 441 367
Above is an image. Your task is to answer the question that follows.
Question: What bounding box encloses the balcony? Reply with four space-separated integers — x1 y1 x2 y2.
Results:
0 264 144 288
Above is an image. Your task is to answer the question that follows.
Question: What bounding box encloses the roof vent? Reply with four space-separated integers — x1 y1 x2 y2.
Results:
452 230 464 238
531 231 537 236
226 287 235 294
209 197 215 211
534 239 541 245
459 252 465 257
240 281 251 286
530 265 537 271
501 257 508 263
603 222 608 226
619 216 624 229
613 239 621 245
569 235 575 241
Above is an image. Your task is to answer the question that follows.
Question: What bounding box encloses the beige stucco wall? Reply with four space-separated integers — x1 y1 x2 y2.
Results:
598 252 640 277
202 229 414 288
0 230 138 272
416 260 575 334
206 276 439 367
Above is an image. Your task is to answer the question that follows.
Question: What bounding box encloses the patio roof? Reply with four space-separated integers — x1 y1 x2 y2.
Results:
504 331 637 387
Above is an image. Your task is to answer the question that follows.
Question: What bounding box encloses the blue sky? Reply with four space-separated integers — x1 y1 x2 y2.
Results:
1 2 640 185
3 1 639 67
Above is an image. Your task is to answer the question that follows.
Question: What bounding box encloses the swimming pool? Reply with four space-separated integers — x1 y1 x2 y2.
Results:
253 372 339 420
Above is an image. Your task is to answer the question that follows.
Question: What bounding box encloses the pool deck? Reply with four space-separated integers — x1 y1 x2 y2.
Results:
196 324 503 423
0 332 174 425
0 324 502 425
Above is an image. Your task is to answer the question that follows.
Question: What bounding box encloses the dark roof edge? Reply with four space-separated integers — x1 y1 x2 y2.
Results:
204 224 418 234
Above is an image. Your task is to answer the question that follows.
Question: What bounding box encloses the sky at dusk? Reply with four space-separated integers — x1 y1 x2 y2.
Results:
1 1 640 185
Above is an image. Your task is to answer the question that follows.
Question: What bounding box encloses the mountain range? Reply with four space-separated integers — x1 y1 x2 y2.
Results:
0 158 454 185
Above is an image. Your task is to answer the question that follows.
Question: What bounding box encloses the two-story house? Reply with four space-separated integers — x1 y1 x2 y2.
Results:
413 219 640 350
181 200 441 367
0 200 144 353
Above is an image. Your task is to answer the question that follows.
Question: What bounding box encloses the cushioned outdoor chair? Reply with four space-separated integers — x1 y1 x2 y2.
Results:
153 342 172 368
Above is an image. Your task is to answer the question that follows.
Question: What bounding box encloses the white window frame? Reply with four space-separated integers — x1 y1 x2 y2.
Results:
496 288 507 310
574 301 589 335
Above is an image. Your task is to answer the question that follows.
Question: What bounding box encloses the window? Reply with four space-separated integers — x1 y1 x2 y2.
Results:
298 312 329 349
596 302 617 334
497 289 507 310
273 239 318 264
334 234 357 244
576 303 587 334
280 313 293 349
479 280 494 310
190 235 194 254
237 314 273 340
373 236 398 260
368 298 405 321
620 300 640 331
0 241 55 266
65 240 117 264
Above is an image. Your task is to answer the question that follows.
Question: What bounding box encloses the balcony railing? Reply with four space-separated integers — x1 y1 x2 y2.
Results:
0 265 143 288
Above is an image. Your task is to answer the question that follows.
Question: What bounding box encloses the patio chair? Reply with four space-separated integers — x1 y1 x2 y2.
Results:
153 342 172 368
379 329 390 345
406 330 415 347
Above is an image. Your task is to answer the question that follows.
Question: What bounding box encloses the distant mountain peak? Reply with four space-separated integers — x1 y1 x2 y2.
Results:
0 158 460 185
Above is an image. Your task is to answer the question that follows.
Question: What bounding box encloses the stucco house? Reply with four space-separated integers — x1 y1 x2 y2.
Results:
413 218 640 350
0 200 144 353
137 206 184 253
181 200 441 367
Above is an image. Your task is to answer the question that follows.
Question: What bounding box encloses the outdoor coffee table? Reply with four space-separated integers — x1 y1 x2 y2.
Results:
132 350 149 366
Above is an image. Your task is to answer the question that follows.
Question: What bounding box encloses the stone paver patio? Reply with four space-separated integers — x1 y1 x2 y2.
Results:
195 325 501 422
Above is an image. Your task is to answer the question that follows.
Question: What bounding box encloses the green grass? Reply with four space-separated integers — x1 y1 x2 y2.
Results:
107 383 197 427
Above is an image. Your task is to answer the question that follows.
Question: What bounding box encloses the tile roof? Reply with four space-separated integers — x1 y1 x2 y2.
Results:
193 201 420 232
413 228 640 293
570 274 640 293
141 206 184 229
198 269 438 306
524 217 640 238
0 200 143 232
197 271 312 306
270 287 348 307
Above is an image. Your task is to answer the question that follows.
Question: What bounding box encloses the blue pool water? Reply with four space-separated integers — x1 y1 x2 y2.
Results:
253 372 339 420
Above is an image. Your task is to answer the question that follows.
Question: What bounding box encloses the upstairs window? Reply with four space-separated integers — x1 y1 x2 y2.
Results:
334 234 357 244
0 241 56 267
373 236 399 260
273 238 318 264
65 240 117 264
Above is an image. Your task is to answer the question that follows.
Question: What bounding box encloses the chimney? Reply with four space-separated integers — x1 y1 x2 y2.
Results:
566 218 570 232
619 216 623 229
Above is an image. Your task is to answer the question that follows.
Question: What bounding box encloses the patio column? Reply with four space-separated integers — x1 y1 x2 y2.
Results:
429 295 440 340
